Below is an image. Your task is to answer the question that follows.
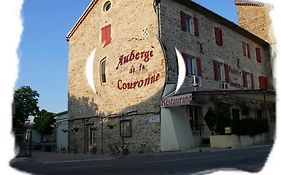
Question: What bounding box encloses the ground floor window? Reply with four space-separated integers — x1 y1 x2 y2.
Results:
232 109 240 120
120 119 132 138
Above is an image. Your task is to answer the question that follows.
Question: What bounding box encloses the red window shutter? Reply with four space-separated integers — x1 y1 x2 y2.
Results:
242 70 247 87
196 57 202 77
247 43 251 58
255 48 261 63
101 24 112 47
180 11 186 31
264 77 269 89
182 53 189 76
214 27 223 46
224 64 230 83
250 73 255 89
193 15 199 36
259 76 265 90
242 41 246 56
213 60 219 81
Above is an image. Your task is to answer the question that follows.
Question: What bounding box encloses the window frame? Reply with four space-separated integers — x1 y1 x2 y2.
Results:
100 58 107 84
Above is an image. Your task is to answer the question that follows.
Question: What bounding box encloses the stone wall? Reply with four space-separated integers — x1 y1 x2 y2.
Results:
67 0 165 153
160 0 272 90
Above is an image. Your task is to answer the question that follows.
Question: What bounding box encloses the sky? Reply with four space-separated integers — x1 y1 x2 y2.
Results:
16 0 238 114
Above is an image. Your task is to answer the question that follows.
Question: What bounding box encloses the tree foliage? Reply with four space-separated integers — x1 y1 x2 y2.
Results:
13 86 39 132
33 109 56 142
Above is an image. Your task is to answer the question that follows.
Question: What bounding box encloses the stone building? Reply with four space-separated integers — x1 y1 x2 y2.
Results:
66 0 275 153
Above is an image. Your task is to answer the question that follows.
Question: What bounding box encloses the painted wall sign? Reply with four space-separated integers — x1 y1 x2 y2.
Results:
116 50 154 70
116 49 162 90
161 93 192 108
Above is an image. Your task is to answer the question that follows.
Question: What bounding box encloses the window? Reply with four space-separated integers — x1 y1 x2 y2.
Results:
88 125 95 146
187 107 200 132
101 24 112 47
242 41 251 58
232 109 240 120
256 110 263 120
100 58 106 84
242 71 254 89
214 27 223 46
246 43 251 58
103 1 111 12
242 41 246 56
182 53 202 77
259 76 268 90
180 11 199 36
213 60 225 81
255 47 261 63
120 120 132 138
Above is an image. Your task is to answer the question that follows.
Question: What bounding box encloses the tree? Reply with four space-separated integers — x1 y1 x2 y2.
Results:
13 86 39 133
33 109 55 142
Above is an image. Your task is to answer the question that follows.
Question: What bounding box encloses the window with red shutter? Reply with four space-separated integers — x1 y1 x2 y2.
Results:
180 11 187 32
255 48 261 63
196 57 202 77
246 43 251 58
101 24 112 47
242 41 246 56
250 74 255 89
193 15 199 36
182 53 189 76
213 60 219 81
242 71 247 87
259 76 265 90
224 64 230 83
214 27 223 46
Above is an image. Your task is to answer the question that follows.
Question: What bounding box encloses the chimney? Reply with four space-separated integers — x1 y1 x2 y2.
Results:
234 0 273 43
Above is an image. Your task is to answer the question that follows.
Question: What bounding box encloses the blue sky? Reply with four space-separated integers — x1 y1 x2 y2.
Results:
16 0 238 113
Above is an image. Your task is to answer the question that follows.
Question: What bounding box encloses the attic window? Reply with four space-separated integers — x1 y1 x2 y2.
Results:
103 1 111 12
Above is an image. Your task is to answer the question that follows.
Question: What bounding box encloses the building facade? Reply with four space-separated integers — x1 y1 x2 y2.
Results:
67 0 275 153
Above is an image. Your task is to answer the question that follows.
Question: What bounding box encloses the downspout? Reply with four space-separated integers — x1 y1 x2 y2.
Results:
154 0 170 98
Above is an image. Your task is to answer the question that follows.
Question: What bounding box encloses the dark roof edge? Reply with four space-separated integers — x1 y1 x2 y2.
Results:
234 0 264 7
174 0 269 47
56 111 68 116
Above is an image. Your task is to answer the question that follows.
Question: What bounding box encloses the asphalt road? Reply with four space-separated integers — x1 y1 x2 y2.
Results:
11 145 271 175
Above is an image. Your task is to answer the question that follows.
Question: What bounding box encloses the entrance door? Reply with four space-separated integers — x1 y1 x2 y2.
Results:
187 106 202 135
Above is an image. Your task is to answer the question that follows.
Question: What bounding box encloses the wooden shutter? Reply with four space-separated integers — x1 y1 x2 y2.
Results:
242 41 246 56
196 57 202 77
242 70 247 87
259 76 265 90
213 60 219 81
180 11 186 31
214 27 223 46
246 43 251 58
255 48 261 63
193 15 199 36
250 73 254 89
182 53 189 76
101 24 112 47
224 64 230 83
259 76 268 90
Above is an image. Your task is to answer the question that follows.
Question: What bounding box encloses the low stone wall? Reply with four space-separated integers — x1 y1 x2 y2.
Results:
210 133 270 148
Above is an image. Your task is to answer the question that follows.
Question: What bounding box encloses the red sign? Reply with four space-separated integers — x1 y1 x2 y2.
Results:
161 93 192 107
